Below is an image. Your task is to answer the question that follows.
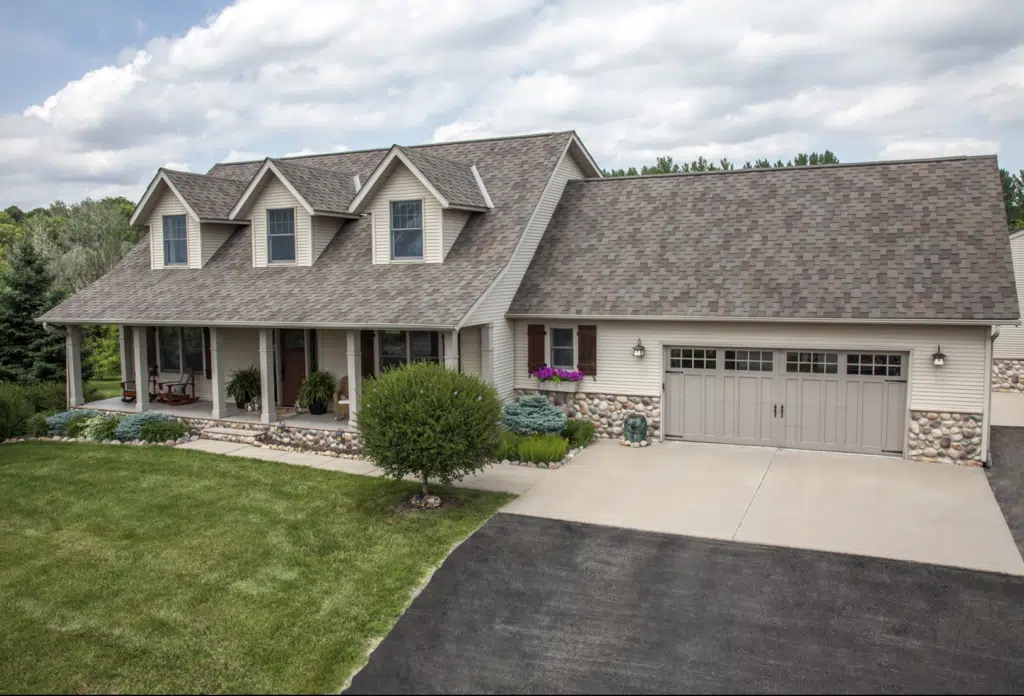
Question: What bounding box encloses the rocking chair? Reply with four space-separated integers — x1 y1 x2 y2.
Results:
156 369 198 406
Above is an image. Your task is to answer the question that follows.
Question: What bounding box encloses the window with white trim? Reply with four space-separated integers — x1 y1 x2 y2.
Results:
786 352 838 374
550 328 574 369
390 200 423 259
267 208 296 262
847 353 902 377
183 328 204 372
379 330 441 371
669 348 717 370
724 350 773 372
157 327 205 374
163 215 188 265
158 327 181 371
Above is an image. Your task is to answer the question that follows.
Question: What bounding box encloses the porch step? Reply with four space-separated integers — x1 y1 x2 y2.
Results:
200 425 260 445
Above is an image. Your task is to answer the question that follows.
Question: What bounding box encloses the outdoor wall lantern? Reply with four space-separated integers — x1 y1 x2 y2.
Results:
633 339 646 358
932 346 946 367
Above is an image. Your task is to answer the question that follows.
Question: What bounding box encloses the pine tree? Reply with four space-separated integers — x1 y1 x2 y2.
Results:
0 238 66 383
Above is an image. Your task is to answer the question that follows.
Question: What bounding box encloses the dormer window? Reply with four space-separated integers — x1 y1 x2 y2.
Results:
163 215 188 266
390 200 423 260
267 208 296 263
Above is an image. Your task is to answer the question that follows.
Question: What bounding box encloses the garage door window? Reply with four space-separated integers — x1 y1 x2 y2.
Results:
724 350 773 371
847 353 902 377
669 348 716 370
786 351 837 374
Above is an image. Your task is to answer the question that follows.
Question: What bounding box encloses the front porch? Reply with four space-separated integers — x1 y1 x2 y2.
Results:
81 396 349 431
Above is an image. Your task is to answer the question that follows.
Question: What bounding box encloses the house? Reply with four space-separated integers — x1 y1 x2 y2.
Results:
993 229 1024 392
38 131 1019 466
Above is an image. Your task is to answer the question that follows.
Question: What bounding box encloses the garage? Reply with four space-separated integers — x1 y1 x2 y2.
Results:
664 347 908 455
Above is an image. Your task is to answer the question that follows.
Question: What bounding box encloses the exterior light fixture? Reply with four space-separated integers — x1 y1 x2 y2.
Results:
932 346 946 367
633 339 646 358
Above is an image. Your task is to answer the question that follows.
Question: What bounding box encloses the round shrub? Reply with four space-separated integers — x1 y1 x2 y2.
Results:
84 414 123 441
139 419 189 443
357 362 502 495
114 412 171 442
503 394 566 435
0 384 33 439
563 419 596 449
26 413 49 437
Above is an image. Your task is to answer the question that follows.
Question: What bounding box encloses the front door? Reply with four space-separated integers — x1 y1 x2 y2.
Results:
279 329 306 406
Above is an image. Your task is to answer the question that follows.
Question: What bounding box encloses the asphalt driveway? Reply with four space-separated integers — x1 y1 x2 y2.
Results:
346 514 1024 694
989 426 1024 557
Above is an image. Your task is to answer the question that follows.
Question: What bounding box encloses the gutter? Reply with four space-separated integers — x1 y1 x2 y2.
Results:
35 318 457 331
42 322 70 409
502 313 1018 327
982 326 999 469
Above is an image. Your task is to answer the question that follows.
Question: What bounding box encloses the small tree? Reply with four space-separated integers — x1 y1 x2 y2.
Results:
357 362 502 496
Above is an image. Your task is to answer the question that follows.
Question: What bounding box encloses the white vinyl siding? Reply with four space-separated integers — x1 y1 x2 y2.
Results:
250 176 312 267
994 231 1024 359
370 163 442 264
215 328 260 404
311 216 339 262
442 209 471 260
462 146 586 399
460 325 482 377
200 223 235 266
316 329 349 385
148 190 200 269
514 320 990 414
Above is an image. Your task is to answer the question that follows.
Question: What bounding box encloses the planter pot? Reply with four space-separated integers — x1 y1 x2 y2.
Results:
534 380 581 394
308 401 328 416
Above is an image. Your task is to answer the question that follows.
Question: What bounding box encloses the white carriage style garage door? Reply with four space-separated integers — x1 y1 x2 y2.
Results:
663 347 908 455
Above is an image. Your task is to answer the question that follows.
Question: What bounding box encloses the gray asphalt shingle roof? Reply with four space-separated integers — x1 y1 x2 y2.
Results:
268 158 356 214
41 132 573 327
161 169 248 220
509 156 1019 322
397 146 487 208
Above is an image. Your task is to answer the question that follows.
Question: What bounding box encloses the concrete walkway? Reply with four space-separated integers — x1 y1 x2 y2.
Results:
176 439 550 495
502 440 1024 575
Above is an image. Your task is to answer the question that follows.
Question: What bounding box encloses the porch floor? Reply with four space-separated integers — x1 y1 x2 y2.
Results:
82 397 350 431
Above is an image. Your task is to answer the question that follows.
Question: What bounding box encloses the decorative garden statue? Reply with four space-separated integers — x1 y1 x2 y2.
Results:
624 414 647 443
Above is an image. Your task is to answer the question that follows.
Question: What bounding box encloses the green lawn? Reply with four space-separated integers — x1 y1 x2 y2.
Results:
86 378 122 399
0 443 512 694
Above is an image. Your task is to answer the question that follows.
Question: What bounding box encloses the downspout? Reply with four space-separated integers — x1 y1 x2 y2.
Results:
43 322 70 409
982 326 999 468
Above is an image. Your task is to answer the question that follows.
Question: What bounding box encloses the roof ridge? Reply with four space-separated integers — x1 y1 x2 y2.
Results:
577 154 998 182
209 131 570 168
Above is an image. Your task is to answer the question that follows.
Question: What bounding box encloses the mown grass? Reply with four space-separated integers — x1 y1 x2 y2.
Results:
86 379 122 399
0 442 511 694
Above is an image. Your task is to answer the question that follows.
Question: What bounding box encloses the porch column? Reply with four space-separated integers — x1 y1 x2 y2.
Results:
346 330 361 428
132 326 150 412
444 330 459 371
480 324 494 385
259 328 274 424
118 325 131 384
66 325 84 407
209 327 227 419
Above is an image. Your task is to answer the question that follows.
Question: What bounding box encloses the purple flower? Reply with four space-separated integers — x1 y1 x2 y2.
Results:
530 365 584 382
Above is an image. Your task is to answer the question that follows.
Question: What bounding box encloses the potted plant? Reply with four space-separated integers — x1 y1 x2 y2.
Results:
226 365 261 410
299 370 335 415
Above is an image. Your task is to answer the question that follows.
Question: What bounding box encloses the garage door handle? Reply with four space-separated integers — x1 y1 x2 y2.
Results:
780 405 784 418
773 405 777 417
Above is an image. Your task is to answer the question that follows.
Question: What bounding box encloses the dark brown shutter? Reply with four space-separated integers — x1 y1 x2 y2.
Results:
577 325 597 376
203 328 212 379
527 324 546 374
360 330 376 378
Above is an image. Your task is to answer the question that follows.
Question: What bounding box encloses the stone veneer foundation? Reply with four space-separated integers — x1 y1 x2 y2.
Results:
906 411 983 466
515 388 661 441
992 359 1024 393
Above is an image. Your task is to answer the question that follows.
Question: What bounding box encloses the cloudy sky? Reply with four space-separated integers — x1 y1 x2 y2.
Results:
1 0 1022 208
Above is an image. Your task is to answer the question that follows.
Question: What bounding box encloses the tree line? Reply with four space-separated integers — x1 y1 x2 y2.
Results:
0 199 143 384
604 151 1024 231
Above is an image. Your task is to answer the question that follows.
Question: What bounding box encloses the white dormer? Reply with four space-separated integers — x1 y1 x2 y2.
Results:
348 145 492 265
131 169 247 270
229 159 359 268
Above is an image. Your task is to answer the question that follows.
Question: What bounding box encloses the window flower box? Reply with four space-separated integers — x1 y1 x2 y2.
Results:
530 366 584 394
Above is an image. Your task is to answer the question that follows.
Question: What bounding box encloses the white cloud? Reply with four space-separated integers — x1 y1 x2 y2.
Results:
1 0 1022 207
